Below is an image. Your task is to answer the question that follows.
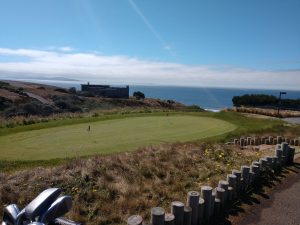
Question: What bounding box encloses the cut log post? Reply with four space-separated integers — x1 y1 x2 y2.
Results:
250 139 255 146
250 164 260 178
281 142 289 165
269 136 273 145
215 187 226 209
287 147 295 165
198 198 205 225
187 191 199 225
183 206 192 225
128 215 143 225
165 213 175 225
247 137 251 145
218 180 229 204
273 138 277 145
240 138 245 147
241 166 250 188
265 139 270 145
171 201 184 225
151 207 165 225
249 171 255 185
254 138 259 146
295 139 299 146
201 186 212 222
290 139 295 146
234 139 238 145
227 187 233 202
266 156 273 169
214 198 221 217
272 156 278 170
259 158 268 170
277 136 282 144
227 174 237 197
210 192 216 218
232 170 242 192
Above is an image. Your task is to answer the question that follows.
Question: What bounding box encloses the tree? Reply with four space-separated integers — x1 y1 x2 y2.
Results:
133 91 145 100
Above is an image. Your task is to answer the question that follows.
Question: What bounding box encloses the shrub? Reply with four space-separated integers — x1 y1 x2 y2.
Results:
133 91 145 100
69 87 77 94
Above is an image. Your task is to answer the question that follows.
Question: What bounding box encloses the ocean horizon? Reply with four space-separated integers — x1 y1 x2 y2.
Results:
5 78 300 111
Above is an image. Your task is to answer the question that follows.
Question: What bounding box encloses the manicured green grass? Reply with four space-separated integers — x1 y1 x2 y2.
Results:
0 115 236 161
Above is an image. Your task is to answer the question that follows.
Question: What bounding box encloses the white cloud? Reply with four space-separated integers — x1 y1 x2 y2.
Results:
0 47 299 90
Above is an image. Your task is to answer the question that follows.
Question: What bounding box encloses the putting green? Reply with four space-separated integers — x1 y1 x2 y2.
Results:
0 115 236 161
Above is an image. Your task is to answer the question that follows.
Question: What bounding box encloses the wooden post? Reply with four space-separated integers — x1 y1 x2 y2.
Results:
218 180 229 204
128 215 143 225
165 213 175 225
288 147 295 165
269 136 273 145
227 174 237 197
240 138 245 147
183 206 192 225
198 198 205 225
250 165 260 178
151 207 165 225
295 139 299 146
277 136 282 144
210 192 216 218
290 139 295 146
227 187 233 202
214 198 221 217
281 142 289 165
201 186 212 222
232 170 241 192
259 158 268 170
247 137 251 145
215 187 226 209
273 138 277 145
171 201 184 225
187 191 199 225
241 166 250 187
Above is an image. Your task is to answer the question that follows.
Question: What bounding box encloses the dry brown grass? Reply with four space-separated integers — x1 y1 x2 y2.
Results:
225 107 300 118
0 142 262 225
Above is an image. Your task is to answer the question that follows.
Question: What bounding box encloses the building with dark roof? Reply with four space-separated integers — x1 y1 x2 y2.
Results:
81 83 129 98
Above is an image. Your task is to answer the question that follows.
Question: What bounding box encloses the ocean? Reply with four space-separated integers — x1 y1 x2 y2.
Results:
12 79 300 111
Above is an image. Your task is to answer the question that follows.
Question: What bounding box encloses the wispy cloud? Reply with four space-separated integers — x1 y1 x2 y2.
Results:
128 0 175 56
0 47 299 90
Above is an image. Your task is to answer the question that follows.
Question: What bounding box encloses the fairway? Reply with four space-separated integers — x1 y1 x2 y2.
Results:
0 115 236 161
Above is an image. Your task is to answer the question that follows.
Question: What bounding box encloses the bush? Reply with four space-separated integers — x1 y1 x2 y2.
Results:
69 87 77 94
133 91 145 100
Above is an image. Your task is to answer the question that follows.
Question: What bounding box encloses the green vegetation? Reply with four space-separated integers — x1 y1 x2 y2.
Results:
0 111 285 163
133 91 145 100
232 94 300 110
0 115 236 160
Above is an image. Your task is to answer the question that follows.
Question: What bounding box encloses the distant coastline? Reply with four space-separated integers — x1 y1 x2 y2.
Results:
2 78 300 111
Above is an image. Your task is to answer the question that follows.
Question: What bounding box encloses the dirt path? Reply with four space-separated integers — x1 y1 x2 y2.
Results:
228 158 300 225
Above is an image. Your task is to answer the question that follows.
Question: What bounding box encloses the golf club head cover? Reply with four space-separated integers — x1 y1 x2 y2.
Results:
25 188 62 220
39 196 72 224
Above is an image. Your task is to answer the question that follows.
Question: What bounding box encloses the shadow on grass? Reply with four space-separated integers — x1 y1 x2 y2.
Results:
210 163 299 225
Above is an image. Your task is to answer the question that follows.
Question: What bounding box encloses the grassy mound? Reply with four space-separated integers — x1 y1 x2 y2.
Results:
0 115 235 160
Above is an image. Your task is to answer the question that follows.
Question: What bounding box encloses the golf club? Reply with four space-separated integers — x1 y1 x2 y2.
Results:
25 188 62 221
2 204 19 225
38 196 72 224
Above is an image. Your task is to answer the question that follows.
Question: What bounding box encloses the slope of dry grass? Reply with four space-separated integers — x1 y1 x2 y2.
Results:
0 142 262 225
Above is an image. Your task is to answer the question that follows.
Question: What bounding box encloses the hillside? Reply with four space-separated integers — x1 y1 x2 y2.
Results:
0 80 192 118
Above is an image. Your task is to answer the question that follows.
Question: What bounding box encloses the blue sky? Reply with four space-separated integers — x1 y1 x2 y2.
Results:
0 0 299 89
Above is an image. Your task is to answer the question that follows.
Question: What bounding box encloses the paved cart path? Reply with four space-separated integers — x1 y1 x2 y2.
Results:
231 159 300 225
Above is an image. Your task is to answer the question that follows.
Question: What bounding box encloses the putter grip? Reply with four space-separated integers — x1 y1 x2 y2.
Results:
54 217 82 225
